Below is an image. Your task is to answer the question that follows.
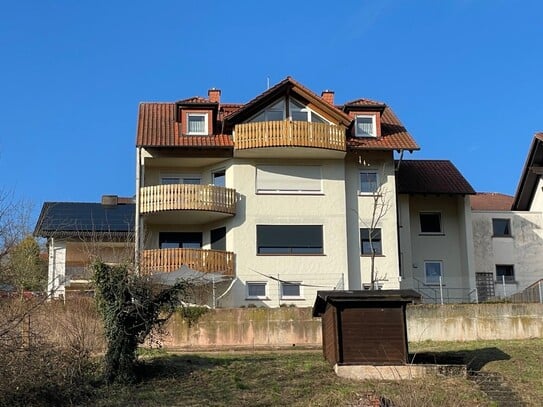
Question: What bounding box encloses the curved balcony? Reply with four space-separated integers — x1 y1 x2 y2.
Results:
234 120 346 158
140 248 235 276
140 184 236 224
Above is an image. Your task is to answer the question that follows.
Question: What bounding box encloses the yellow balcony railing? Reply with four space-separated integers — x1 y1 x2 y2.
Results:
140 248 235 276
234 120 346 151
139 184 236 215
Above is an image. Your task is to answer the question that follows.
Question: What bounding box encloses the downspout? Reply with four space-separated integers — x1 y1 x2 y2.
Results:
395 149 404 285
135 147 141 275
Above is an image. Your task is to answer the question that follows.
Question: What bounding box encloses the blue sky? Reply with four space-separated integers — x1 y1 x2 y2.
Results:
1 1 542 223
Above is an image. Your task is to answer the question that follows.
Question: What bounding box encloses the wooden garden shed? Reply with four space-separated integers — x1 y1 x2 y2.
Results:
312 290 421 366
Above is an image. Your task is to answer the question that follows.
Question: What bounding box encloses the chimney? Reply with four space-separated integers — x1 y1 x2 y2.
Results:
321 90 334 105
208 88 221 103
101 195 118 206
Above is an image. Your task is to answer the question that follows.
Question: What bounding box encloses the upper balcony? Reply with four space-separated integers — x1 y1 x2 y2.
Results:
140 184 236 224
233 120 346 159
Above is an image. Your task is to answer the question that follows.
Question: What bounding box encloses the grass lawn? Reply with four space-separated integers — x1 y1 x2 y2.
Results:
87 339 543 407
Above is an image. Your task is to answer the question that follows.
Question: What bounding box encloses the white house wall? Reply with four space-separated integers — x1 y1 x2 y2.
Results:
529 178 543 212
344 152 399 290
472 210 543 297
400 195 474 302
224 158 349 307
47 240 66 299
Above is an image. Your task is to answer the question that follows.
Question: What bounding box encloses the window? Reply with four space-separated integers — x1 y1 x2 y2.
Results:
187 113 208 135
159 232 202 249
256 165 322 194
247 282 267 299
496 265 515 282
425 261 443 285
360 228 382 255
212 170 226 187
210 227 226 251
492 218 511 237
160 175 201 185
289 99 327 123
281 282 302 299
256 225 323 255
420 212 442 234
360 171 379 193
249 99 285 122
355 115 376 138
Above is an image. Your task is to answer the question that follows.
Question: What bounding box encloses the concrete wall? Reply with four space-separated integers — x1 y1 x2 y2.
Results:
160 304 543 349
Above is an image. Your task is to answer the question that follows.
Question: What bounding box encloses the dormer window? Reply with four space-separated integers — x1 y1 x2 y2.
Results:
187 113 208 135
355 115 376 138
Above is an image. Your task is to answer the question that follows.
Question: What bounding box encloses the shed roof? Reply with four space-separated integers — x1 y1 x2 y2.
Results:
512 132 543 210
34 201 135 239
396 160 475 195
312 290 421 317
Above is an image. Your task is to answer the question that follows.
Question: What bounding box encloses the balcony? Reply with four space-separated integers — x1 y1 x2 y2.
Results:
140 248 235 276
233 120 346 158
140 184 236 224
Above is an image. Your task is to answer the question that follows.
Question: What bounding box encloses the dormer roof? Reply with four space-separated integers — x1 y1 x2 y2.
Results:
224 76 352 127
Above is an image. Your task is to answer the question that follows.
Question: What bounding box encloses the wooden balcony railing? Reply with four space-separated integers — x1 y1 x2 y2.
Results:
234 120 346 151
139 184 236 215
140 248 235 276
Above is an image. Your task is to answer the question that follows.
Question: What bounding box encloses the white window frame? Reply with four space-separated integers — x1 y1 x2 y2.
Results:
186 113 208 135
355 115 377 138
424 261 443 285
359 171 380 194
280 282 303 300
246 282 268 300
160 173 201 185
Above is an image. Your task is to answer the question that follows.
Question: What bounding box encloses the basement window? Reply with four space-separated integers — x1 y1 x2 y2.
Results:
496 265 515 283
247 282 267 299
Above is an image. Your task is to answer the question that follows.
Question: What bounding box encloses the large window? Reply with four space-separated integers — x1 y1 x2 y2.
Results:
420 212 442 234
256 225 323 255
360 171 379 194
187 113 208 135
496 265 515 282
355 115 376 138
159 232 202 249
492 218 511 237
281 282 302 299
360 228 382 255
424 261 443 285
247 282 267 299
249 98 327 123
256 165 322 194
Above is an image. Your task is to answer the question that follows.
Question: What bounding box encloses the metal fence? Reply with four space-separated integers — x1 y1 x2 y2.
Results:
510 279 543 303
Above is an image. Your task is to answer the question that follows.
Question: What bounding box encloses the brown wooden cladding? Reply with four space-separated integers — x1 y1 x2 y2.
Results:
338 304 407 365
139 184 236 215
322 304 339 365
140 248 235 276
233 120 346 151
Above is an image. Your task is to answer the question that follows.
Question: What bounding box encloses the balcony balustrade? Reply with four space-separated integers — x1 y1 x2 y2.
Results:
140 248 235 276
234 120 346 151
139 184 236 215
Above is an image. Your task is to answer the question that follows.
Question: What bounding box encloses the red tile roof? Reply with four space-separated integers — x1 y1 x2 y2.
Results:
347 107 420 151
136 103 233 147
396 160 475 195
136 77 419 151
470 193 514 211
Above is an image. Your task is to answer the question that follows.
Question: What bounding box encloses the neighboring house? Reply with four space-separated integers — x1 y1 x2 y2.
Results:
397 160 476 303
135 76 434 307
34 195 135 298
467 132 543 300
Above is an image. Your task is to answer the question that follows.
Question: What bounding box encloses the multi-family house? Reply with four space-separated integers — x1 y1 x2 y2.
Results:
34 195 134 298
135 76 478 306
